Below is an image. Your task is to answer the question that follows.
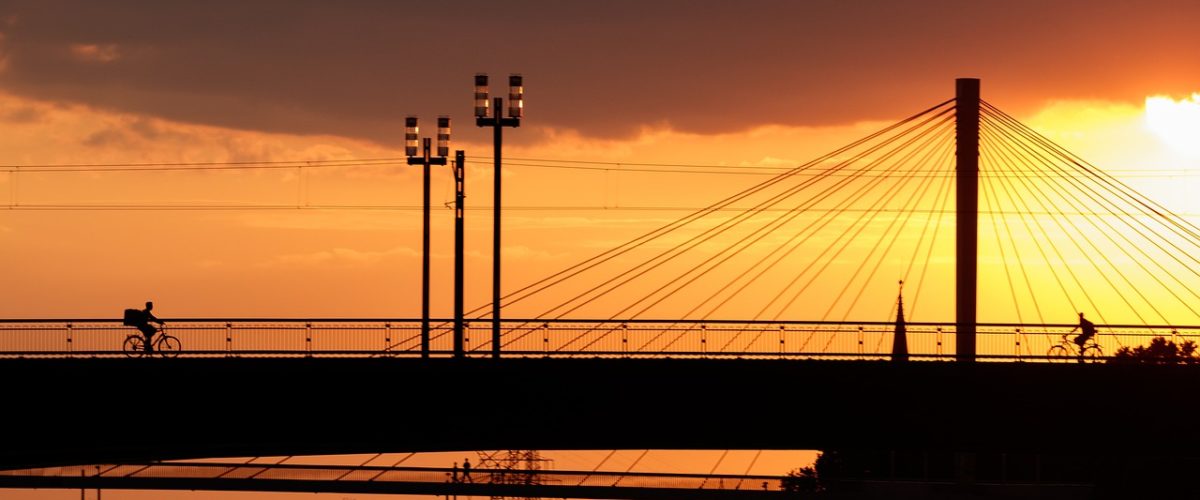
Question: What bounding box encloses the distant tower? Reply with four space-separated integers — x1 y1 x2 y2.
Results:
475 450 553 500
892 280 908 362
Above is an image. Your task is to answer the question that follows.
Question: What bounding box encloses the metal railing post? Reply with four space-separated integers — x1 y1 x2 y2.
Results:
1014 328 1021 360
779 325 785 358
305 322 313 357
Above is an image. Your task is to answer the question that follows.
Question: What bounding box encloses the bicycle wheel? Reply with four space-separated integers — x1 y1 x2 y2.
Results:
1082 344 1104 363
156 335 182 358
1046 345 1072 362
123 335 146 357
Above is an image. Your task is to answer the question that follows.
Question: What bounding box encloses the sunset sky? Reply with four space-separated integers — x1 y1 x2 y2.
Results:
4 1 1200 498
3 0 1200 323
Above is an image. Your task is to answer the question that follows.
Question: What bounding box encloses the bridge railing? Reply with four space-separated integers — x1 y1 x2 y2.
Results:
0 318 1197 360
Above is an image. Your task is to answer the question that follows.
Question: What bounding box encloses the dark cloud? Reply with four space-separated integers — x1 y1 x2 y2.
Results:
0 102 42 123
2 0 1199 146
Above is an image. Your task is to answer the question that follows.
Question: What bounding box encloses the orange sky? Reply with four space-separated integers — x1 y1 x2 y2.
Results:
3 2 1200 496
2 89 1198 324
2 1 1199 323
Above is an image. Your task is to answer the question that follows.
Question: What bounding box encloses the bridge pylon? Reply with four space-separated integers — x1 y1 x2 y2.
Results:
955 78 980 362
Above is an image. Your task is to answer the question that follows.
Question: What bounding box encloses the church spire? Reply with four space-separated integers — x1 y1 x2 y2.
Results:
892 280 909 362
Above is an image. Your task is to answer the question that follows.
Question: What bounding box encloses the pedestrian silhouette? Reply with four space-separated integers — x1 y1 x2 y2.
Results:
123 301 164 353
462 458 471 483
451 461 459 483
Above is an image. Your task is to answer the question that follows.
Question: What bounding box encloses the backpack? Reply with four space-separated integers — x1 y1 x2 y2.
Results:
122 308 144 326
1081 318 1096 336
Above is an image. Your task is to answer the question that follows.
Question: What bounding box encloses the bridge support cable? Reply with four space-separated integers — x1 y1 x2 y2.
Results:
734 450 763 490
980 107 1200 328
775 120 954 320
819 130 956 324
978 139 1082 322
762 127 955 352
984 120 1181 325
826 143 954 355
576 449 619 486
906 166 956 320
555 110 957 352
980 129 1105 323
979 146 1039 339
497 105 958 351
806 135 954 352
612 450 650 486
765 129 952 350
984 103 1200 282
609 118 957 352
982 104 1200 294
640 125 951 352
462 99 957 322
982 101 1200 245
745 114 953 323
366 453 417 481
664 118 957 351
698 450 730 489
545 108 956 320
984 126 1153 327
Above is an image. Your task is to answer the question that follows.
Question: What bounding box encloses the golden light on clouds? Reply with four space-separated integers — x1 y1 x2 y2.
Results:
1145 93 1200 158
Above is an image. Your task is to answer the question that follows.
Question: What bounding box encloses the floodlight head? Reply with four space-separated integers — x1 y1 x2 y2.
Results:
405 117 419 157
437 116 451 157
508 74 523 119
474 73 490 118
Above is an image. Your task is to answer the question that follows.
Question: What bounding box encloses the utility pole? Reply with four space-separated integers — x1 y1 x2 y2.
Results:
956 78 980 362
474 73 523 359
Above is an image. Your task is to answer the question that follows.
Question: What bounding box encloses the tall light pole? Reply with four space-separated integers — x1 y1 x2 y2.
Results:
405 116 451 358
474 73 523 359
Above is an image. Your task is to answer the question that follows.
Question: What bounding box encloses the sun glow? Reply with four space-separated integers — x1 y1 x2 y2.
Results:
1145 93 1200 158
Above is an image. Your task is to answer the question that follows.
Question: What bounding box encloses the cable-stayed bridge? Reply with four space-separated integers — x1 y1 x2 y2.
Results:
7 79 1200 496
3 318 1199 360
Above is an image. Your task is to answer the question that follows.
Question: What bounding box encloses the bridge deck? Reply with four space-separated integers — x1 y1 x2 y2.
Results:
5 358 1200 470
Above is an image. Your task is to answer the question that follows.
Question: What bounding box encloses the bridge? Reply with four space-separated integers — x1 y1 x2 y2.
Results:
7 79 1200 497
3 318 1198 359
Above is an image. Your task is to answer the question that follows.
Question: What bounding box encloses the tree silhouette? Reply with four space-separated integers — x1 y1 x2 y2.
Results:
781 450 890 493
1109 336 1198 365
781 465 819 493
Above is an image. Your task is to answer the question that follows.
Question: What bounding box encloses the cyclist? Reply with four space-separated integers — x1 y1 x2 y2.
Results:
132 301 165 352
1069 312 1096 351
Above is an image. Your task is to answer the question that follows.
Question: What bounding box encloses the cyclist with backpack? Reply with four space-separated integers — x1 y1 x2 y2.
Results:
125 301 165 353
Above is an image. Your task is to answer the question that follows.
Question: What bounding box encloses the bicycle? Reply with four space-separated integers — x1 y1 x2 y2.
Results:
1047 333 1103 363
123 325 182 358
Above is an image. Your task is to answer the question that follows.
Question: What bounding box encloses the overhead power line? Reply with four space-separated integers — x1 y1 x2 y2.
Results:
3 156 1200 178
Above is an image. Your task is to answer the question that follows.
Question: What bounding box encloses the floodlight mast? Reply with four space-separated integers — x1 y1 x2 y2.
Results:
474 73 523 359
406 116 450 357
